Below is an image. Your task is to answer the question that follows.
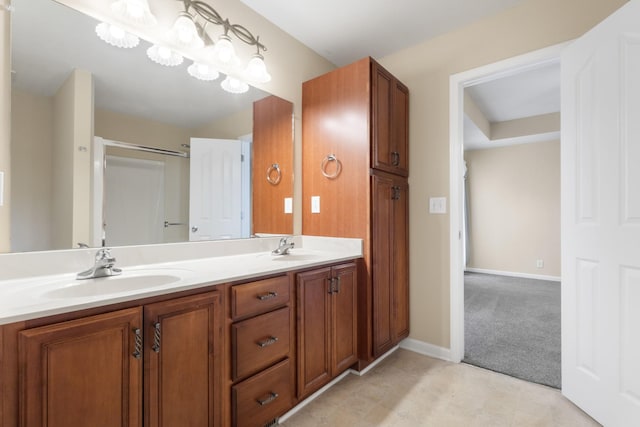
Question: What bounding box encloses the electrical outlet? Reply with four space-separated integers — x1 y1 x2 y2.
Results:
311 196 320 213
284 197 293 214
536 259 544 269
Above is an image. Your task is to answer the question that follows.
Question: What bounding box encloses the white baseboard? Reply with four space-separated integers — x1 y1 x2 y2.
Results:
465 267 561 282
399 338 453 362
349 345 399 376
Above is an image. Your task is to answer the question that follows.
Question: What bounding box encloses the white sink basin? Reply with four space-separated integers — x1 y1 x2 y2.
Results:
42 269 193 299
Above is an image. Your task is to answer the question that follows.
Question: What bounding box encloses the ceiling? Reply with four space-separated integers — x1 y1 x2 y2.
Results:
239 0 528 66
464 61 561 151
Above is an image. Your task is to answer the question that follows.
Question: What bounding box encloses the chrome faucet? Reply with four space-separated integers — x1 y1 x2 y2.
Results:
271 236 295 256
77 248 122 280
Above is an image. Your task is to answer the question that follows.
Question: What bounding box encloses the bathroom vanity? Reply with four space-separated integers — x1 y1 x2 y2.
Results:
0 236 362 427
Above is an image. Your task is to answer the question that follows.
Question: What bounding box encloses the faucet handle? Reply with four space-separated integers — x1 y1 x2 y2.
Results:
95 248 115 262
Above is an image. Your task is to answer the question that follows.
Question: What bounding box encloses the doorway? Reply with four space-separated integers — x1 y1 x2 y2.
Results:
449 42 568 373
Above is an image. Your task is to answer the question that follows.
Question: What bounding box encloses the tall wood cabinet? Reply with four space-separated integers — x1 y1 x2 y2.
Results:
302 57 409 366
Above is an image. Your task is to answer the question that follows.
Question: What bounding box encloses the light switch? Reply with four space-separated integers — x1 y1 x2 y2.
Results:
311 196 320 213
284 197 293 214
429 197 447 214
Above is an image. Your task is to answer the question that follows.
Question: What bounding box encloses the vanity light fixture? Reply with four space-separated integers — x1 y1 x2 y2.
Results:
187 61 220 81
110 0 157 26
147 44 184 66
95 22 140 48
96 0 269 93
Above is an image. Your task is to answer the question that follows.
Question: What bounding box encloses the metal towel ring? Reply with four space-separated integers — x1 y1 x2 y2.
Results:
321 154 342 179
266 163 282 185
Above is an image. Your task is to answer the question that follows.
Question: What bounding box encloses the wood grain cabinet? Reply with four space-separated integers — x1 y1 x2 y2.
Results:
17 291 223 427
302 57 410 367
229 275 294 427
296 263 358 399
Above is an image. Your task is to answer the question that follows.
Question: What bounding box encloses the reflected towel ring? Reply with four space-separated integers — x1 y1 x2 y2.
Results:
267 163 282 185
321 154 342 179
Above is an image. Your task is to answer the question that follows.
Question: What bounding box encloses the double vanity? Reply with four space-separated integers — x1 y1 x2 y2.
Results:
0 236 363 426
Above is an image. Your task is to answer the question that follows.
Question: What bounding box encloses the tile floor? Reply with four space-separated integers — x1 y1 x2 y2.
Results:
281 349 599 427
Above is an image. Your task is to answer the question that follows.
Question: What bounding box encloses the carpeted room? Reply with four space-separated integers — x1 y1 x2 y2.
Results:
462 125 561 388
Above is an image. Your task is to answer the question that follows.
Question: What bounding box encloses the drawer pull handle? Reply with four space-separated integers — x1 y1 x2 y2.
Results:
257 392 279 406
257 336 279 348
257 291 278 301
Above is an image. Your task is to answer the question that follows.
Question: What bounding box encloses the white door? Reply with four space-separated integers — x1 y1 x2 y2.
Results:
189 138 242 241
562 1 640 426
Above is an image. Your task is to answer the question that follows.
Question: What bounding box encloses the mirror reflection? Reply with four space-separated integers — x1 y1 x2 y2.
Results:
9 0 293 253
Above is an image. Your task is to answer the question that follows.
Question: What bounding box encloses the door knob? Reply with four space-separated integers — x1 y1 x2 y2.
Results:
191 226 199 232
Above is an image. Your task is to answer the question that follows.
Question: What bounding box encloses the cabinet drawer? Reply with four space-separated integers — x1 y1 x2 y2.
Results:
232 359 292 427
231 275 290 319
232 307 290 380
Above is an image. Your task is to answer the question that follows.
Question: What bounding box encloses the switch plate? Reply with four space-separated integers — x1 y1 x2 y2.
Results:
429 197 447 214
311 196 320 213
284 197 293 214
536 259 544 269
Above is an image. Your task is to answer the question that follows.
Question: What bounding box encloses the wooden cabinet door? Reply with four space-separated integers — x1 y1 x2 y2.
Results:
331 263 358 374
392 81 409 176
372 173 395 357
296 267 332 398
372 61 409 177
144 292 222 427
392 180 410 341
18 307 143 427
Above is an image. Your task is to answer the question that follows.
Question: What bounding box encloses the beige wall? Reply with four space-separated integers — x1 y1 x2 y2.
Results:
51 69 93 249
10 90 54 252
465 141 560 277
0 2 10 252
379 0 627 348
193 107 253 140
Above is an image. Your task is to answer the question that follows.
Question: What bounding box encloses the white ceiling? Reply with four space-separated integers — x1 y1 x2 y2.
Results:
240 0 528 66
464 61 561 151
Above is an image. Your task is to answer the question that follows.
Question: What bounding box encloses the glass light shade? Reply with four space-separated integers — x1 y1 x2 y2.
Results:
211 35 240 67
110 0 157 26
244 54 271 83
146 45 184 67
221 76 249 94
187 62 220 81
95 22 139 48
169 15 204 49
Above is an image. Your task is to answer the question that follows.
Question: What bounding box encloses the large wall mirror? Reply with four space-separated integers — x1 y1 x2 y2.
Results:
9 0 294 253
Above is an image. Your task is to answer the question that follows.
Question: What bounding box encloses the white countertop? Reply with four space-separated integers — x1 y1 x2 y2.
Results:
0 236 362 325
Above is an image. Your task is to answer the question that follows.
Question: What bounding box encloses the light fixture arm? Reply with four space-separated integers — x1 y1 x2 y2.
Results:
181 0 267 55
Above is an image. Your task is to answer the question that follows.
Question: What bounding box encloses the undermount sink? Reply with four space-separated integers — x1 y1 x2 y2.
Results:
42 269 193 299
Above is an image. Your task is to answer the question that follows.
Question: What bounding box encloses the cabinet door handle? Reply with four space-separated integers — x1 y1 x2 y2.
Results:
152 322 161 353
256 392 279 406
327 277 335 294
334 276 341 294
256 336 279 348
391 151 400 166
132 328 143 359
256 291 278 301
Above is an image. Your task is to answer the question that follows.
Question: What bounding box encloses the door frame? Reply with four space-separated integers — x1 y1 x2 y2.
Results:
448 42 569 363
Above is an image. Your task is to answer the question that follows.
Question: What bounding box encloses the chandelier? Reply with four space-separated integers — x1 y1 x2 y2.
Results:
95 0 271 94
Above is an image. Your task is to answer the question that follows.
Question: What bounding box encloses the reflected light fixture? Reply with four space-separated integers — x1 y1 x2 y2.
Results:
187 62 220 81
221 76 249 94
95 22 139 48
110 0 156 26
147 45 184 66
244 52 271 83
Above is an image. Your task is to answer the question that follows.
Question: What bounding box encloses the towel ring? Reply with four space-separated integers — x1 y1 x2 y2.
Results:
266 163 282 185
321 154 342 179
